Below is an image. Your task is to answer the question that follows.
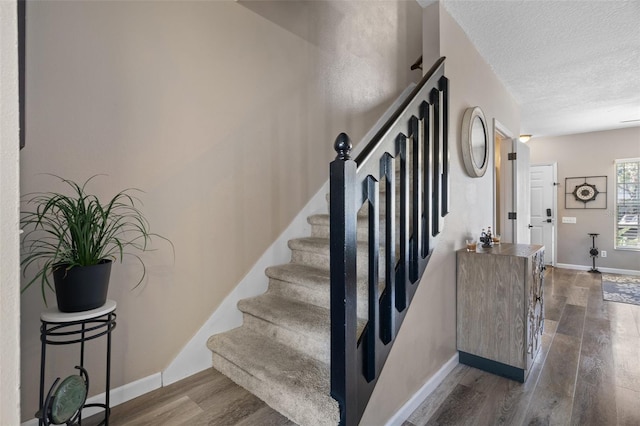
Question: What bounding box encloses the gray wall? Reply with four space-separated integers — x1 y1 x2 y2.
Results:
20 0 423 420
529 127 640 272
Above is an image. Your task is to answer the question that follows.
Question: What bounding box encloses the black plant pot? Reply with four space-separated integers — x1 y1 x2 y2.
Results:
52 260 112 313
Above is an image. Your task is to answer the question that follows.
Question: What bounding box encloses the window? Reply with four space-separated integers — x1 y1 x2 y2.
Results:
615 158 639 250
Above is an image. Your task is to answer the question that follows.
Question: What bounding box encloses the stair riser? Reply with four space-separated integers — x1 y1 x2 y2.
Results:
310 223 401 243
291 247 386 277
268 278 329 311
324 205 401 220
268 278 370 319
310 224 373 241
242 313 329 364
211 353 338 426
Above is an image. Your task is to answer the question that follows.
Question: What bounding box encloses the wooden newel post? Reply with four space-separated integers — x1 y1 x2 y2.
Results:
329 132 359 426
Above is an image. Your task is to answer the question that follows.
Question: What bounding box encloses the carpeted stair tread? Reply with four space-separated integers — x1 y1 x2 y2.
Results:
288 236 369 254
308 212 400 225
289 237 385 276
265 264 332 313
238 293 367 350
238 293 330 339
308 213 401 241
265 262 369 287
266 263 372 318
309 213 388 229
265 263 330 288
288 236 331 253
208 327 340 426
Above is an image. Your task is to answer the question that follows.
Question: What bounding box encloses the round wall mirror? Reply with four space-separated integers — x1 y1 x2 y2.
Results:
461 106 489 177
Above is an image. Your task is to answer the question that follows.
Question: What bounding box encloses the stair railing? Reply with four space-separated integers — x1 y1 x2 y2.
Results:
330 57 448 425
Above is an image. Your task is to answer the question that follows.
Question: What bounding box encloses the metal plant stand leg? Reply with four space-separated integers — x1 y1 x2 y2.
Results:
38 301 117 426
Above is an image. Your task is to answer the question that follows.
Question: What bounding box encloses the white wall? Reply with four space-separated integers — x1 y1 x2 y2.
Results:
0 0 22 423
529 127 640 272
360 3 521 422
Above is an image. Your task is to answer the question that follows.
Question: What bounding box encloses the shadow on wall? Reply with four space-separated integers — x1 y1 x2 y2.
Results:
238 0 342 47
240 0 422 107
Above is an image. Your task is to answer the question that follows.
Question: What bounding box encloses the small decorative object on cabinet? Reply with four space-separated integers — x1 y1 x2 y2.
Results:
38 300 116 426
479 227 494 248
457 243 545 382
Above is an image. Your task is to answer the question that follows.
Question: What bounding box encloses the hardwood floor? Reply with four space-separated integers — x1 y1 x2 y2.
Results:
405 267 640 426
84 368 294 426
86 267 640 425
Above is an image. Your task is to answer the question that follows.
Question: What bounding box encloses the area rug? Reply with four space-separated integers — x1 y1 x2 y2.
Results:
602 274 640 306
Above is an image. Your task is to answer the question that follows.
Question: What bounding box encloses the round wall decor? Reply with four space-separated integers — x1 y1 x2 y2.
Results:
573 183 599 202
461 106 489 178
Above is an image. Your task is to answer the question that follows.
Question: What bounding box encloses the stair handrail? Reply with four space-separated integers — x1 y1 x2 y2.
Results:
329 56 449 425
410 55 423 71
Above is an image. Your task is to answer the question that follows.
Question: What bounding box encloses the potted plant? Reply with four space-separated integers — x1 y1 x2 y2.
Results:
21 175 172 312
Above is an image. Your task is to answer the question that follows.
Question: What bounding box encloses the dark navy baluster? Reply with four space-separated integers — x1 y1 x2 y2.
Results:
420 101 431 258
410 116 421 283
430 88 442 237
439 76 450 217
364 175 379 382
329 133 358 426
380 153 396 343
396 135 410 312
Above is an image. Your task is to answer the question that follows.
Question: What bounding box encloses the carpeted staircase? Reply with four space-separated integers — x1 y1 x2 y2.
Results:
207 57 447 424
207 208 375 426
205 72 433 424
208 155 408 425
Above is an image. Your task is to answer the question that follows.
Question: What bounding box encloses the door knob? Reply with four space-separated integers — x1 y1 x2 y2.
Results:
528 224 533 229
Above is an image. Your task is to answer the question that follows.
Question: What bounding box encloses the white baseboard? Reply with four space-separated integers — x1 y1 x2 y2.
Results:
161 83 418 387
385 353 459 426
555 263 640 276
21 373 161 426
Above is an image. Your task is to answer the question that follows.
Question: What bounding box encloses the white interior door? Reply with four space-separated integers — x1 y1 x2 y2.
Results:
530 164 556 265
495 121 531 245
497 136 531 244
514 140 531 244
499 136 515 243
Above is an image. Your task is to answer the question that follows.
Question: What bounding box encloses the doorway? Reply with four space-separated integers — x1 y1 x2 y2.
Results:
530 164 557 265
494 120 531 244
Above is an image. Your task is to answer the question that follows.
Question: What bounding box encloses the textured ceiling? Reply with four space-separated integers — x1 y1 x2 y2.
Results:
442 0 640 137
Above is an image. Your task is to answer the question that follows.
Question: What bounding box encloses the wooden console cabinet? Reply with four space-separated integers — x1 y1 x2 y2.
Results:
456 243 545 382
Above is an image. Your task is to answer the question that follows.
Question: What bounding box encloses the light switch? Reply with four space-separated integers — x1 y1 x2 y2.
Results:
562 217 577 224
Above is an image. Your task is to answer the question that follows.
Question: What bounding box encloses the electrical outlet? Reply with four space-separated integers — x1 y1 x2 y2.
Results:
601 250 607 258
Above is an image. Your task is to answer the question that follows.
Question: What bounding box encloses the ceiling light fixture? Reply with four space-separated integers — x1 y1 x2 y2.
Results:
519 134 532 143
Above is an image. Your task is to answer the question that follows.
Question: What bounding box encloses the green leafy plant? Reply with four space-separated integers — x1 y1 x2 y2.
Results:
21 175 173 305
